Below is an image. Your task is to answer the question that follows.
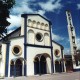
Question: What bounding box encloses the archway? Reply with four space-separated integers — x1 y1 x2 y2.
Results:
10 58 26 77
40 55 46 74
28 29 35 44
10 60 14 76
55 61 62 72
34 57 39 75
15 59 22 76
34 53 51 75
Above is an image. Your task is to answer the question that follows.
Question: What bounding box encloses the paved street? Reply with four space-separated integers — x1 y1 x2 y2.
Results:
0 72 80 80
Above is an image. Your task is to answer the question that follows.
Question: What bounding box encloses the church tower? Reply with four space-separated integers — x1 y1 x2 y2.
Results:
66 10 80 70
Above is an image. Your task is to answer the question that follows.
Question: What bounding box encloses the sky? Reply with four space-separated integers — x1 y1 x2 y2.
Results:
7 0 80 54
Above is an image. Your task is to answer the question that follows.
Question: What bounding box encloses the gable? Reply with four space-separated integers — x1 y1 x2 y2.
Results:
21 14 51 35
27 15 50 25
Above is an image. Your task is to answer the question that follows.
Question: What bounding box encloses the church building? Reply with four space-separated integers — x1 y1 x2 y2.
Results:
0 14 65 78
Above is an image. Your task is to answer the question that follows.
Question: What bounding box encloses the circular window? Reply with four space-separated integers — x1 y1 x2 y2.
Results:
36 33 43 42
12 45 22 56
54 49 60 57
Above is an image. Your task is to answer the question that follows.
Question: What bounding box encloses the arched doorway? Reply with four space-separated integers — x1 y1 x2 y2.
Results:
15 59 22 76
55 61 62 72
10 58 26 77
34 57 39 75
34 53 51 75
40 55 46 74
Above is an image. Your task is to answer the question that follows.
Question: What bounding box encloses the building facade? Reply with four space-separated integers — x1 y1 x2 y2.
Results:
0 14 65 78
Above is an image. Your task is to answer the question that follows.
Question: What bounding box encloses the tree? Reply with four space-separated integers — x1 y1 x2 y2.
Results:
0 0 15 38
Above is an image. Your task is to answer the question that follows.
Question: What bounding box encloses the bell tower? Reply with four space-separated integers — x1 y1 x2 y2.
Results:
66 10 79 69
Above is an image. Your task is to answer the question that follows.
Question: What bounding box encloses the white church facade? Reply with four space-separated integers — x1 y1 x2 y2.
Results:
0 14 65 78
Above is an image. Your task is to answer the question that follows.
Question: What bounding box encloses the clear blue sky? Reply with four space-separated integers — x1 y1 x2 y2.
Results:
7 0 80 54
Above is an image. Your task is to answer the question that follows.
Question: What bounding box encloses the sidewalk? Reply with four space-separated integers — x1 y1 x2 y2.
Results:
0 72 80 80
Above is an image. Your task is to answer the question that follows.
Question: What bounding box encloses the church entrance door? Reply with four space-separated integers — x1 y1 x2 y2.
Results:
40 55 46 74
34 57 39 74
34 54 47 75
15 59 22 76
55 61 62 72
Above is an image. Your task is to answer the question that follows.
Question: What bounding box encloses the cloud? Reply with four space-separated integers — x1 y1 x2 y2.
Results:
7 29 14 34
11 1 34 15
52 33 64 41
64 48 70 55
7 0 63 32
39 0 63 12
37 10 45 16
7 15 21 30
77 4 80 9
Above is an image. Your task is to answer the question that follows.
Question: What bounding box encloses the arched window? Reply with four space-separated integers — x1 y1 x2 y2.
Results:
37 22 40 29
44 33 50 46
28 19 32 27
32 20 36 28
28 30 35 44
54 49 60 57
41 23 44 30
45 24 49 30
12 45 22 56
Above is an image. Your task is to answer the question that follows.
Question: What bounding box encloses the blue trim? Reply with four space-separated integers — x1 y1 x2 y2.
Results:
21 14 51 24
49 23 54 73
25 44 52 48
73 68 80 72
24 16 27 76
5 42 10 77
61 48 64 72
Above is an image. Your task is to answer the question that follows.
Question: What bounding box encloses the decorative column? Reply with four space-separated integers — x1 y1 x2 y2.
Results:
13 61 16 77
39 58 41 75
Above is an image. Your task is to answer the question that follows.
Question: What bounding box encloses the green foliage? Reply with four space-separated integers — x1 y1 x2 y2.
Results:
6 0 15 9
0 0 15 37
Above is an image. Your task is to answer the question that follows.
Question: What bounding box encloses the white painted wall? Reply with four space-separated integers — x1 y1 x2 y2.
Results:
21 15 50 35
8 37 24 77
27 15 49 30
0 44 7 77
27 27 51 46
52 42 63 73
52 42 62 60
21 18 25 35
27 47 51 76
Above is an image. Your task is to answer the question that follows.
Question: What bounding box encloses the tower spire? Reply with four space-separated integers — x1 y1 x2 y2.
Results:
66 10 79 68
